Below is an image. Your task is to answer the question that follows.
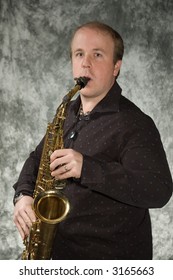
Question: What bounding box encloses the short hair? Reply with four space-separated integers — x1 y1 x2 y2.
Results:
70 21 124 64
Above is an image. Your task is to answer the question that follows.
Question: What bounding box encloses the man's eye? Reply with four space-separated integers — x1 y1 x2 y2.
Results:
95 53 102 57
76 53 83 57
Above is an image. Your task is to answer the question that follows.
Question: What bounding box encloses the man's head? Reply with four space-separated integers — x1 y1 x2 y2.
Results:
70 21 124 65
70 21 124 101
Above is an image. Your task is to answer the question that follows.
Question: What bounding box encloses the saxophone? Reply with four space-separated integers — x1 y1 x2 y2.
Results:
22 76 89 260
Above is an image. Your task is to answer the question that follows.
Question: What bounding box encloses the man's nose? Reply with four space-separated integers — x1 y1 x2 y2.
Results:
82 55 91 68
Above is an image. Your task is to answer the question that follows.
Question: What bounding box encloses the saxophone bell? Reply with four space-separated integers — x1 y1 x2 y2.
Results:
22 189 70 260
34 189 70 225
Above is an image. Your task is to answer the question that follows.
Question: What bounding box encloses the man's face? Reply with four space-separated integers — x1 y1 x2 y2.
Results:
71 27 121 100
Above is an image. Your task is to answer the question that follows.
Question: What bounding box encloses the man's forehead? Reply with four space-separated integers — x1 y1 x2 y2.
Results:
71 28 114 47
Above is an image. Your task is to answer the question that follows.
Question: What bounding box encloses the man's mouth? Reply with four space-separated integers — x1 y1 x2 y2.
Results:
74 76 91 88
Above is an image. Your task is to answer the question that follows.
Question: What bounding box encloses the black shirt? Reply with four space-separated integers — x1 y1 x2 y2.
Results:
13 81 173 259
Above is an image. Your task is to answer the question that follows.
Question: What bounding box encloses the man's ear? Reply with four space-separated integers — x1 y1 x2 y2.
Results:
113 60 122 77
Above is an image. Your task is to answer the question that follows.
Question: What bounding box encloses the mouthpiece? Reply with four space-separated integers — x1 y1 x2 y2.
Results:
74 76 90 89
62 76 90 104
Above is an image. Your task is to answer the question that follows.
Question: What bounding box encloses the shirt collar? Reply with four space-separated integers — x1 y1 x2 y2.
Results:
70 80 122 116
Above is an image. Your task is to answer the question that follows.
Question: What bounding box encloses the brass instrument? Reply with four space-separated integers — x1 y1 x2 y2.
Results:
22 76 89 260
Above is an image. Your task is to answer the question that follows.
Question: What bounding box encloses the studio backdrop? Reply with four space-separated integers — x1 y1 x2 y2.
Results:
0 0 173 259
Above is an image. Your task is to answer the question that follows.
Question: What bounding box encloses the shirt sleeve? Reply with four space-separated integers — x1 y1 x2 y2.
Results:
80 116 173 209
12 137 44 197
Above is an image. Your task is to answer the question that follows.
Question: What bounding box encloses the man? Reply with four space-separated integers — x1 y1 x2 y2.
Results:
13 21 173 259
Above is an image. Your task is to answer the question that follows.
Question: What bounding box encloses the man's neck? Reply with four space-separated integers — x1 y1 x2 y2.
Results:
80 94 105 114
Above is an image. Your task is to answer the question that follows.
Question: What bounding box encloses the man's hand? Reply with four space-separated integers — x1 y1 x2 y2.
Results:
13 196 36 240
50 148 83 180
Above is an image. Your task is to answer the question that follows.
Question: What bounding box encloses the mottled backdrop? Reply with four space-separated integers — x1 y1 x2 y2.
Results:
0 0 172 260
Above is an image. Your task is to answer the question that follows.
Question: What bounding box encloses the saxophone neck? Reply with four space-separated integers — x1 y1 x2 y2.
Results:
62 84 81 104
63 76 90 104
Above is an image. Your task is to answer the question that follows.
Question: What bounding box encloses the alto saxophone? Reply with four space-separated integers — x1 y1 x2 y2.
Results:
22 76 89 260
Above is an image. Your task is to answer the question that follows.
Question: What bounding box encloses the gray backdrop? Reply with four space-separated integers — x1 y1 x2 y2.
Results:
0 0 172 260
